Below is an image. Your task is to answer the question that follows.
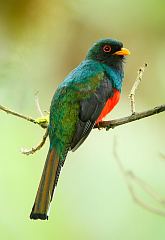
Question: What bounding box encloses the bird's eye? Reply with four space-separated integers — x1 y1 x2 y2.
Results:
103 45 111 53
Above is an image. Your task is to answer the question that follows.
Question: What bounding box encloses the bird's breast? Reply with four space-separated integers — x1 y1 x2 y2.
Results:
96 89 120 124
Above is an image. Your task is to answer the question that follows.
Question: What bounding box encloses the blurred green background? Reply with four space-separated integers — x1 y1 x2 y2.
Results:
0 0 165 239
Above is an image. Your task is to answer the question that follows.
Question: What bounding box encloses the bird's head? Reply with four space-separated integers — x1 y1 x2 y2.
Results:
86 38 130 68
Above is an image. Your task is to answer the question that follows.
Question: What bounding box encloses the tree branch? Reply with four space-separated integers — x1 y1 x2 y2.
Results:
94 104 165 130
1 103 165 131
0 104 48 129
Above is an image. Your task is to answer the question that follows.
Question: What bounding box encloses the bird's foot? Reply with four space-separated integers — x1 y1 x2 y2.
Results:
95 121 104 130
105 121 112 130
34 115 49 128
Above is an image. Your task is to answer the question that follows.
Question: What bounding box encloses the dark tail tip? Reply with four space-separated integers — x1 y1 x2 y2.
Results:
30 212 48 220
30 205 48 220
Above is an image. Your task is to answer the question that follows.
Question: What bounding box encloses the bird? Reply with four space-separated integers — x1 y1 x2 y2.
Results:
30 38 130 220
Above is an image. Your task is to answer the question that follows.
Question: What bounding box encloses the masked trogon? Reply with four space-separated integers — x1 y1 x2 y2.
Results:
30 38 130 220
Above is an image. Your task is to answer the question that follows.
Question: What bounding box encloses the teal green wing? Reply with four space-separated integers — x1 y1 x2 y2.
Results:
70 73 113 151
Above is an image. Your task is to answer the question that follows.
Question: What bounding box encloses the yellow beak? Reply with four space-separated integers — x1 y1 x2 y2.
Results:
113 48 130 56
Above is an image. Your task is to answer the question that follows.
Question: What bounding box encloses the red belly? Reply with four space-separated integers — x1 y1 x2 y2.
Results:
96 89 120 124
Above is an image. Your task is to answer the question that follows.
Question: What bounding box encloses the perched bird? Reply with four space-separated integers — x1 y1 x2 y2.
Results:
30 38 130 220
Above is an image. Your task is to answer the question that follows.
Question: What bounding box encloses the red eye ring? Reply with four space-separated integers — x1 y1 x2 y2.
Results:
103 45 111 53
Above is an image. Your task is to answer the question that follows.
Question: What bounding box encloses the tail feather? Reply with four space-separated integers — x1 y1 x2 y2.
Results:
30 147 60 220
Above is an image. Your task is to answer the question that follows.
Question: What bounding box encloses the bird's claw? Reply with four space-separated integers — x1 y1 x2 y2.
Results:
106 125 111 131
95 122 103 130
34 115 49 128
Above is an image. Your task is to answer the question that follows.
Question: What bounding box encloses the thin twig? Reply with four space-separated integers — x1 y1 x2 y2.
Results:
126 171 165 204
35 91 44 117
21 129 48 155
129 63 148 114
0 104 37 124
0 104 47 129
113 137 165 216
128 185 165 217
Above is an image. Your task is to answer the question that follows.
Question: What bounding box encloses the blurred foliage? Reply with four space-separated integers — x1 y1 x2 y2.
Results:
0 0 165 239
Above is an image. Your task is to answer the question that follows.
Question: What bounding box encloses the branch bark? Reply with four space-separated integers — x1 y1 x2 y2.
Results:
0 104 48 129
1 104 165 131
21 129 49 155
94 104 165 130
